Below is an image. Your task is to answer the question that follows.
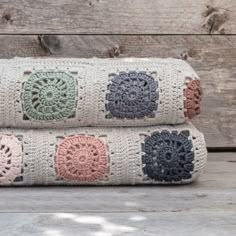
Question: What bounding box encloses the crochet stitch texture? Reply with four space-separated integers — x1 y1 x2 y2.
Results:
142 130 194 182
184 79 202 119
0 124 207 186
22 71 77 121
106 71 158 119
0 135 22 185
55 135 109 182
0 58 207 186
0 57 202 128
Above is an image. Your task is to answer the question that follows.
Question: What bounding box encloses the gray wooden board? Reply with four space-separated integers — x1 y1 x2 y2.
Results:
0 153 235 235
0 35 235 148
0 0 235 34
0 211 235 236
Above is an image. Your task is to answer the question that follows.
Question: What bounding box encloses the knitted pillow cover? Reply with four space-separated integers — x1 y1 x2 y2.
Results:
0 58 202 128
0 123 207 186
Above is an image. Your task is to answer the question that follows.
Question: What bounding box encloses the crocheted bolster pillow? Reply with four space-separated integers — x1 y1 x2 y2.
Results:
0 57 202 128
0 123 207 186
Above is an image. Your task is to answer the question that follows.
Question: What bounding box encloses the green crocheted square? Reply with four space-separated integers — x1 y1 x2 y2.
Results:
22 71 77 121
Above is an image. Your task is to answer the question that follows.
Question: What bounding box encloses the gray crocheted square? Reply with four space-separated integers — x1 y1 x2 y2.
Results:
105 71 158 119
142 130 194 182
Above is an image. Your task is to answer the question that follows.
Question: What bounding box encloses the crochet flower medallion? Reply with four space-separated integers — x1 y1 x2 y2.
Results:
106 71 158 119
22 71 77 121
142 130 194 182
55 135 109 182
0 135 22 185
0 58 203 127
0 124 207 186
184 79 202 119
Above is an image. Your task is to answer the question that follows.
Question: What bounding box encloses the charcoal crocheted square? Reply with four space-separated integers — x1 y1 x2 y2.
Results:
142 130 194 182
55 135 109 182
0 135 22 185
22 71 77 121
105 71 158 119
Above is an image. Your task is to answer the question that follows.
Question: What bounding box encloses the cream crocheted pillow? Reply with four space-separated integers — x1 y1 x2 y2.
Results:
0 57 202 128
0 123 207 186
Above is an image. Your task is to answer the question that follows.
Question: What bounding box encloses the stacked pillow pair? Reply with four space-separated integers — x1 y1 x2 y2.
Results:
0 58 207 186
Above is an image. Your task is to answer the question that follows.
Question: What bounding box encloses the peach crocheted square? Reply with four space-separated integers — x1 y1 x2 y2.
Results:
184 79 202 119
55 135 109 182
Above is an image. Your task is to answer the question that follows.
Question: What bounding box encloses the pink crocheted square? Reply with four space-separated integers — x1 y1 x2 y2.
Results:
0 135 22 185
55 135 109 182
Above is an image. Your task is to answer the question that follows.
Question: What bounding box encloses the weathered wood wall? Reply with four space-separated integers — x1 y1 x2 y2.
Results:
0 0 235 149
0 0 235 34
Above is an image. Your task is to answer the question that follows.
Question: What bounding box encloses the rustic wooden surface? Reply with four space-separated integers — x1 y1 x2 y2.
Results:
0 0 235 34
0 211 235 236
0 153 235 235
0 35 235 148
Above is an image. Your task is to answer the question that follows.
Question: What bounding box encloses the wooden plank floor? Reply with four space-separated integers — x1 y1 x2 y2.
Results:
0 153 235 235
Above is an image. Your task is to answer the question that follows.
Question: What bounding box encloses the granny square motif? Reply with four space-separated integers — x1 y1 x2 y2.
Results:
22 71 77 121
0 58 202 128
0 123 207 186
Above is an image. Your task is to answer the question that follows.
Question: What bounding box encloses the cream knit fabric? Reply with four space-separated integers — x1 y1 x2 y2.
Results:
0 123 207 186
0 57 202 128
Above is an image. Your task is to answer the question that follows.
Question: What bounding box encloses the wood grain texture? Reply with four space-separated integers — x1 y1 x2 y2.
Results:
0 35 235 148
0 0 235 34
0 153 235 213
0 153 235 235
